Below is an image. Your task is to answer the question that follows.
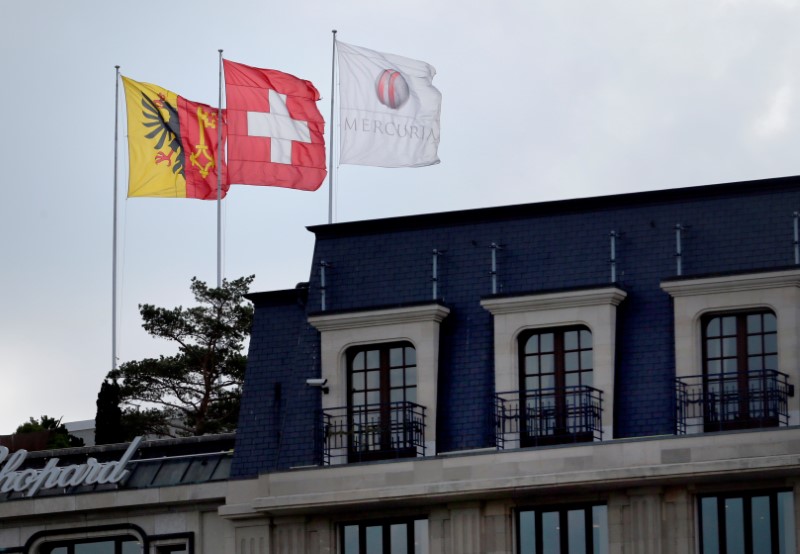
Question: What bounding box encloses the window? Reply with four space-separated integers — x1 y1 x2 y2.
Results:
342 518 428 554
699 491 796 554
347 342 422 461
309 303 449 462
518 504 608 554
518 326 599 446
482 286 625 447
39 536 142 554
662 268 800 430
702 310 783 431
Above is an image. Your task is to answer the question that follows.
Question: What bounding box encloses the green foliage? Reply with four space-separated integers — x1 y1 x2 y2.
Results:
105 275 254 438
16 415 84 449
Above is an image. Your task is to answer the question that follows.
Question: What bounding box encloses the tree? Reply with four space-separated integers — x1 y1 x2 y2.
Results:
15 415 85 449
105 275 254 438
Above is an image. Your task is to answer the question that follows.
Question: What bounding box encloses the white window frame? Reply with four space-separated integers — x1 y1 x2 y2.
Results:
661 268 800 428
308 303 450 459
481 287 626 441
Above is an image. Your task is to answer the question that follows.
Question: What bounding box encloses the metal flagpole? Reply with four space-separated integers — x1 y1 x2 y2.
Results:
112 65 120 371
217 49 224 287
328 30 337 224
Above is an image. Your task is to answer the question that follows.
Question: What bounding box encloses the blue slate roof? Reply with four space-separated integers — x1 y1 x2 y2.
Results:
232 175 800 478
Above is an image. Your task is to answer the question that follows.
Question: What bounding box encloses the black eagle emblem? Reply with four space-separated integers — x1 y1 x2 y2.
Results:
140 92 185 176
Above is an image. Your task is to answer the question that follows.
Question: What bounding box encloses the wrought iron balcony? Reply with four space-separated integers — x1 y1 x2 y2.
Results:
494 386 603 450
675 369 793 434
317 401 426 465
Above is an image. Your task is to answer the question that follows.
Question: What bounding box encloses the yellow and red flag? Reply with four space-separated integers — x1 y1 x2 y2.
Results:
122 76 228 200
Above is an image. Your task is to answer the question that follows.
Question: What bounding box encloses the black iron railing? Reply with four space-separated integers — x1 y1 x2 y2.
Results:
495 386 603 449
317 401 426 465
675 369 793 434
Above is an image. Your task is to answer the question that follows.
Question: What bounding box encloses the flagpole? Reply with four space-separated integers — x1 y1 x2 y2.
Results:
112 65 120 372
217 49 224 287
328 29 337 224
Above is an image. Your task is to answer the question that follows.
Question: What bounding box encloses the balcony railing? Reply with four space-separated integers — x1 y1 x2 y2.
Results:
495 386 603 450
675 369 793 434
317 401 426 465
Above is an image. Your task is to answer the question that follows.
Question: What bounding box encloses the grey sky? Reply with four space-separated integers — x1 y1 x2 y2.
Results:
1 0 798 434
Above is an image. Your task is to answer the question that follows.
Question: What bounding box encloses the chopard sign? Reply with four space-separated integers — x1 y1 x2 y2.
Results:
0 436 142 498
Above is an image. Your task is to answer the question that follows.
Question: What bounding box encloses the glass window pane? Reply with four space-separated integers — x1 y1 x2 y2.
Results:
367 391 380 405
405 347 416 366
121 541 143 554
747 314 762 333
49 549 68 554
406 388 416 404
566 372 579 387
390 389 403 403
748 356 765 371
707 318 721 337
526 336 539 354
541 354 555 373
707 360 721 373
564 331 578 350
701 497 719 554
367 371 380 389
390 523 408 554
526 357 540 375
748 336 762 355
353 392 365 406
541 333 554 353
567 509 586 554
583 372 594 388
592 505 608 554
541 374 555 389
519 511 536 554
725 498 745 554
353 352 365 370
390 368 404 387
764 313 777 332
707 339 721 359
565 352 579 371
390 348 403 367
352 372 365 390
722 317 737 335
366 526 383 554
406 367 417 386
542 511 561 554
414 519 428 554
581 351 593 370
344 525 360 554
366 350 380 369
778 491 796 554
580 330 592 348
526 376 539 391
76 541 115 554
723 359 738 374
765 334 777 354
765 355 778 370
723 338 737 357
751 496 772 554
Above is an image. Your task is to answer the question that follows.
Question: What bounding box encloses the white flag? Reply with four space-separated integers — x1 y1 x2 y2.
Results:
337 41 441 168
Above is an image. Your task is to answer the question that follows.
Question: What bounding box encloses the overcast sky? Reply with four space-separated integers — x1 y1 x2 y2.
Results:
1 0 799 435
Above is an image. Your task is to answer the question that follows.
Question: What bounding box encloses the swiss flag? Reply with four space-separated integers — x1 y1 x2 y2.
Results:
223 59 326 191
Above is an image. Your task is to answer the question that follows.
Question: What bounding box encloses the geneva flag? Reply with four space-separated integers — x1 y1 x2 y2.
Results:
122 77 228 200
223 59 327 191
337 42 441 168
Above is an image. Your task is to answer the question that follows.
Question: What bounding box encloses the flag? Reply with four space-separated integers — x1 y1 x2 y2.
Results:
223 59 327 191
122 77 228 200
337 42 441 168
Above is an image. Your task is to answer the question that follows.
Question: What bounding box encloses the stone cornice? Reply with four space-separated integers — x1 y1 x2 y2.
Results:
661 269 800 297
480 287 627 315
308 303 450 332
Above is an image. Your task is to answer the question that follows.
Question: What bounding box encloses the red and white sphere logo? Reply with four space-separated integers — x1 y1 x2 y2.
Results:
375 69 410 109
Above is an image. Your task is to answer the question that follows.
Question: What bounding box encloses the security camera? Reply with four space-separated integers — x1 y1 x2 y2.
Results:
306 378 329 394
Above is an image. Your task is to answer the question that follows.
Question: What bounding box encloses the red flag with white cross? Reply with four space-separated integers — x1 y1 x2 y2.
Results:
223 59 327 191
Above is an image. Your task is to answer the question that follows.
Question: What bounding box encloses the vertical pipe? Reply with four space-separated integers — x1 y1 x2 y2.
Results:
432 249 439 300
609 231 617 283
675 224 684 276
112 65 120 371
320 261 328 311
490 243 500 295
794 212 799 265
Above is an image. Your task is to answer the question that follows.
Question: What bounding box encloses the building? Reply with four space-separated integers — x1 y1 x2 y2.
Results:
4 176 800 553
225 176 800 554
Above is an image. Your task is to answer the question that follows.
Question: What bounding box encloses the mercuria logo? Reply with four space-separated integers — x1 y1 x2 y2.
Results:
376 69 409 109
